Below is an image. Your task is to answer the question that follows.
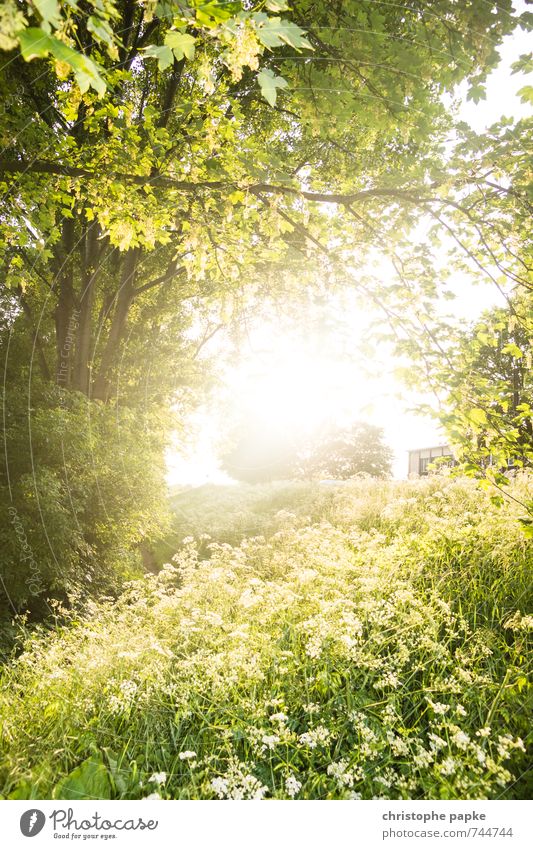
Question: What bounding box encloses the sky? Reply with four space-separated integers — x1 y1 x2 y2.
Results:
166 21 532 485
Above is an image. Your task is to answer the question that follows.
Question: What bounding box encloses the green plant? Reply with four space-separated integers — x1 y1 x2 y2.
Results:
1 475 530 800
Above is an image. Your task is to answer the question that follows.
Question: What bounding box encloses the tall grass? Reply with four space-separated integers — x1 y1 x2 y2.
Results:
0 475 531 800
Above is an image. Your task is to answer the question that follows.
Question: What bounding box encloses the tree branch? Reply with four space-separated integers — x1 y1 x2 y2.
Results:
0 158 434 206
133 259 186 296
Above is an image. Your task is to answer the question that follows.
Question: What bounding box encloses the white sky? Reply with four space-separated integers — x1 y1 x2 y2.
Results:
167 22 532 485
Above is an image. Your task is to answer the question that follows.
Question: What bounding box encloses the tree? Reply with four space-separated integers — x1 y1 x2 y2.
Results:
220 419 296 483
0 1 526 403
437 296 532 472
0 1 530 611
405 293 533 524
221 418 392 482
298 422 393 480
0 384 170 619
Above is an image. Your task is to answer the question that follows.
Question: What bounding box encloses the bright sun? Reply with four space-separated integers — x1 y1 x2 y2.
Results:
165 313 446 486
234 352 361 435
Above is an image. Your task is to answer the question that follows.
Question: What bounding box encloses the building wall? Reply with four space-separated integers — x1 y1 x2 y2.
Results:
408 445 453 477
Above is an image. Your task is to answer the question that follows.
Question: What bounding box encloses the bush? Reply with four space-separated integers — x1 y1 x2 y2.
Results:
0 386 169 622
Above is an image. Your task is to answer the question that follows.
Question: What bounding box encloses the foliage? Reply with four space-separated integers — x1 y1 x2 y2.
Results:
441 298 533 472
3 1 310 99
404 294 533 520
0 384 170 620
159 479 339 561
0 1 531 618
0 475 531 800
220 419 393 482
297 421 393 479
0 1 528 403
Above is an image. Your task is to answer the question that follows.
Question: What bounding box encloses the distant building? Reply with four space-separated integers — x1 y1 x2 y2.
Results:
408 444 454 477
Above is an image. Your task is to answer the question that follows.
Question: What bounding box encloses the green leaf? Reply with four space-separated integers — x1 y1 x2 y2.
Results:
257 68 288 106
49 39 106 95
468 408 488 426
87 16 114 47
164 30 196 61
18 27 54 61
501 342 523 358
18 28 106 95
53 756 112 800
511 52 533 75
517 85 533 105
33 0 61 28
8 781 34 799
265 0 290 10
195 2 232 26
466 83 486 104
518 516 533 538
144 43 174 71
255 17 312 51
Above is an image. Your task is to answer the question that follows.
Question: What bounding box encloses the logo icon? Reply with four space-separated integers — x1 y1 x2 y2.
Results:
20 809 46 837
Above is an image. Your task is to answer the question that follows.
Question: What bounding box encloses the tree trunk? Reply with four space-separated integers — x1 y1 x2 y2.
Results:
73 223 100 395
54 218 76 388
91 247 140 401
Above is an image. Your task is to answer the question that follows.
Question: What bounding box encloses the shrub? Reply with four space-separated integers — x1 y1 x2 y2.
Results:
0 386 170 622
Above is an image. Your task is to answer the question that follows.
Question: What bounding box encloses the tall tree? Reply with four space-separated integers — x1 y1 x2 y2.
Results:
0 1 527 403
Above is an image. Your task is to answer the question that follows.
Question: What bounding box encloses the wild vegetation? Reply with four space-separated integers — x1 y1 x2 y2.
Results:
1 0 532 622
0 475 531 800
0 0 531 805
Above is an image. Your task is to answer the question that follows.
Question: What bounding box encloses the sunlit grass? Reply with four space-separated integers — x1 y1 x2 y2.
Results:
0 475 531 800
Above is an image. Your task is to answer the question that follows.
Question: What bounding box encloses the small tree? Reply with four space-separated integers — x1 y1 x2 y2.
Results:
221 419 393 482
298 422 393 480
220 420 297 484
438 297 533 473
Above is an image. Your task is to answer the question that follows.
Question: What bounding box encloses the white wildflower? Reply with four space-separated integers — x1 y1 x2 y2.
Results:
210 777 229 798
375 671 400 690
452 729 470 750
413 748 433 769
298 725 331 749
270 712 288 724
261 734 280 751
327 760 360 789
428 733 447 752
440 757 457 776
285 774 302 798
427 699 450 715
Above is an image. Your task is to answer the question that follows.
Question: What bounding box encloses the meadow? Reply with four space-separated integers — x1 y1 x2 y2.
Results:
0 474 531 801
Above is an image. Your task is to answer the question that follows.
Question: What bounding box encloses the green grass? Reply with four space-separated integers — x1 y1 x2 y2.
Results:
0 474 531 800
